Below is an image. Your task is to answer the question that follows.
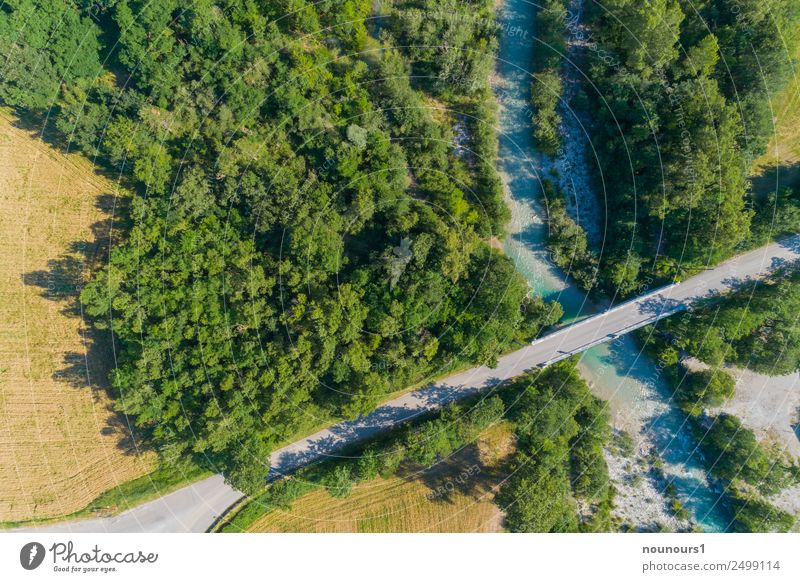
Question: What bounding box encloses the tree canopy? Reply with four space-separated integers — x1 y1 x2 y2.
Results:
570 0 800 289
664 265 800 375
0 0 562 493
498 362 614 532
0 0 102 109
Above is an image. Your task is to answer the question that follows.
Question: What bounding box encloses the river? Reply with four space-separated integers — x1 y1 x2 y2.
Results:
493 0 730 532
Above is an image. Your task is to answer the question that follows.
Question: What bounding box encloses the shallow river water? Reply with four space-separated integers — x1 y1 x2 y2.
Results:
493 0 729 531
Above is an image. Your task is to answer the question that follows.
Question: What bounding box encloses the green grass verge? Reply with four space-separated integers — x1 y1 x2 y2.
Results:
0 463 211 529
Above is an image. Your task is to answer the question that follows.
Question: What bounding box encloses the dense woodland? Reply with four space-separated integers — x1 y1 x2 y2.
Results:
534 0 800 294
0 0 565 493
3 0 799 530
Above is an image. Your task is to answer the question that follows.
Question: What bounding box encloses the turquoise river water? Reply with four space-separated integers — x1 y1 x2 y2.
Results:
493 0 729 531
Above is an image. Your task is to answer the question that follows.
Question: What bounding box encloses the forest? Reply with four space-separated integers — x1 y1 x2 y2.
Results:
534 0 800 295
3 0 799 532
497 362 615 532
0 0 564 494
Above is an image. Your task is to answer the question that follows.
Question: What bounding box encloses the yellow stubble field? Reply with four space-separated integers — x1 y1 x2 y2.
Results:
750 45 800 193
0 112 155 522
246 422 517 533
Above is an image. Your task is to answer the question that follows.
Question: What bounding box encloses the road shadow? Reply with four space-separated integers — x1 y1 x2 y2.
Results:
778 237 800 255
636 295 684 317
21 193 146 458
269 375 510 478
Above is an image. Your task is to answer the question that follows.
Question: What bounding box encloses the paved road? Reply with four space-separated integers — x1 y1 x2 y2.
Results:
15 236 800 533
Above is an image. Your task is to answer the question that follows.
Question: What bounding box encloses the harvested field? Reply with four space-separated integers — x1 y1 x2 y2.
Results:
753 72 800 170
247 474 503 533
750 45 800 195
246 423 515 533
0 112 155 522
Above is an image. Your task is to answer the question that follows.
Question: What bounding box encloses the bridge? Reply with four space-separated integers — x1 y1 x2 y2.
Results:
25 235 800 532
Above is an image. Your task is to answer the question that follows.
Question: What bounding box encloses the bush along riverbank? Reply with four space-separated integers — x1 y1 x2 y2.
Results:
530 0 567 155
541 179 599 291
532 1 605 285
636 271 800 532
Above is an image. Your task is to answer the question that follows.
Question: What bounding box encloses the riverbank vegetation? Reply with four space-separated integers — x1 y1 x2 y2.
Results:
386 0 510 235
697 413 798 532
638 267 800 531
699 414 797 497
530 0 568 155
387 0 497 98
542 180 599 290
574 0 800 292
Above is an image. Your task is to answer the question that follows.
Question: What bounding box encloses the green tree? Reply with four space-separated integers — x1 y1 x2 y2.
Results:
532 71 563 155
0 0 101 109
677 368 735 416
728 487 796 533
499 454 579 532
700 414 792 494
325 465 354 498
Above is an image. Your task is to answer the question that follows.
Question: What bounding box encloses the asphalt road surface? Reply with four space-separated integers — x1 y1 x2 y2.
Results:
17 236 800 533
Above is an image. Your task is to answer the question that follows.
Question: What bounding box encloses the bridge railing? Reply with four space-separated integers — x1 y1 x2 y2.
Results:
531 282 680 347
